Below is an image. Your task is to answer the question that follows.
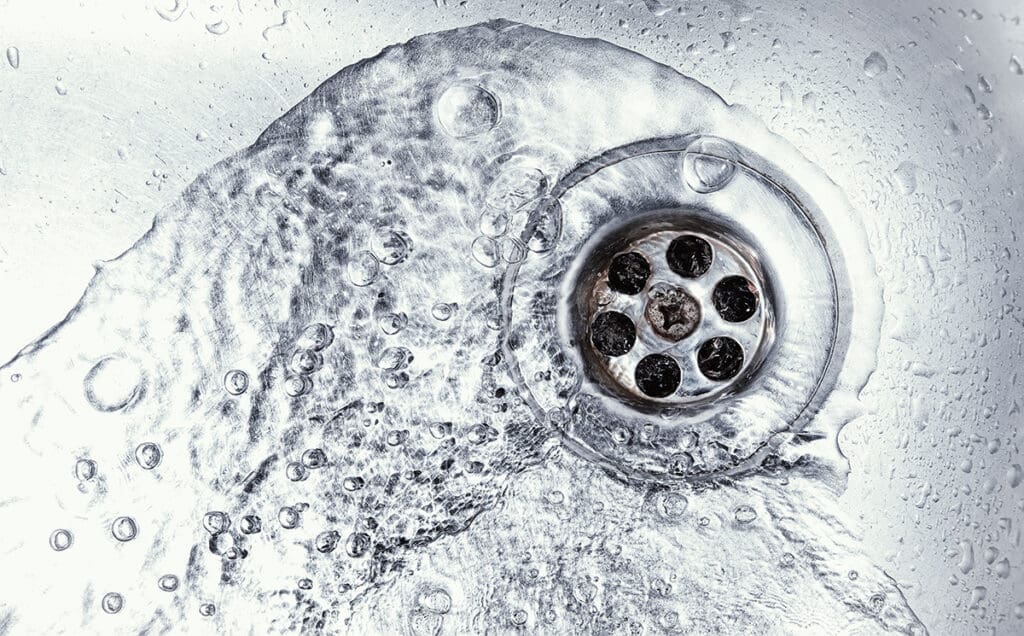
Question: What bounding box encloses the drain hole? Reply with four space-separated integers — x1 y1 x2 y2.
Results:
591 311 637 357
712 276 759 322
645 284 700 342
697 337 744 381
666 235 713 279
607 252 651 295
635 353 681 398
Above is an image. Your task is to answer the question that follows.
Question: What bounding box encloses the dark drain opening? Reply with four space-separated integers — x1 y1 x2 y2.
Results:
697 336 744 381
713 276 759 322
635 353 681 398
591 311 636 357
666 234 712 279
607 252 651 295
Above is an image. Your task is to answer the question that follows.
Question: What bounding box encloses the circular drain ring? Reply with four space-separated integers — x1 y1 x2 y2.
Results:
502 134 857 484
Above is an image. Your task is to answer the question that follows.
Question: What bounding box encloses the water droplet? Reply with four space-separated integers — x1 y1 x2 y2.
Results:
435 82 500 138
111 516 138 542
484 164 548 213
315 530 341 553
863 51 888 77
55 81 68 96
734 504 758 524
342 476 365 491
6 46 20 69
1011 55 1023 75
154 0 186 21
347 250 379 287
376 346 412 371
205 20 229 35
501 238 526 263
101 592 124 614
49 529 73 551
682 137 738 193
654 492 689 519
157 574 179 592
199 603 216 617
134 442 162 470
478 208 509 237
83 356 143 412
223 369 249 395
893 161 918 195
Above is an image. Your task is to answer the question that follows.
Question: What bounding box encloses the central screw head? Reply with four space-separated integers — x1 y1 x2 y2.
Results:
644 284 700 341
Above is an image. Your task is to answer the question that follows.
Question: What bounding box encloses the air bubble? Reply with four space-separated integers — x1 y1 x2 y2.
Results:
134 442 162 470
239 515 262 534
202 511 230 534
734 505 758 524
49 529 73 551
682 137 738 193
296 323 334 351
346 532 371 557
472 236 500 268
417 586 452 614
435 82 500 138
315 530 341 554
83 356 143 412
158 574 179 592
199 603 216 617
223 369 249 395
75 458 97 481
290 348 323 375
343 476 365 491
111 516 138 542
697 337 744 381
478 208 509 237
347 250 380 287
634 354 681 398
378 312 408 335
302 448 327 469
286 461 309 482
283 374 312 397
525 197 562 253
377 346 412 371
371 230 410 265
431 302 456 321
279 506 300 529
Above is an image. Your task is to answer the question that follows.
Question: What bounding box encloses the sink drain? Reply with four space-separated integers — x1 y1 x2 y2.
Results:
576 219 774 407
505 130 875 483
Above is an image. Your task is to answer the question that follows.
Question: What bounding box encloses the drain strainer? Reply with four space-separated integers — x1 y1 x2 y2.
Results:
576 217 774 407
505 133 869 483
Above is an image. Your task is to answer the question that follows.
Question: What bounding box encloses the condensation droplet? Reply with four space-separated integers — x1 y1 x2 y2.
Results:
205 20 229 35
6 46 20 69
863 51 888 77
893 161 918 195
1011 55 1023 75
682 137 738 194
154 0 187 21
436 82 500 138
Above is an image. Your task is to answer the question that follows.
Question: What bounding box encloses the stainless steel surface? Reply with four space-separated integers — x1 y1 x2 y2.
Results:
1 1 1022 633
